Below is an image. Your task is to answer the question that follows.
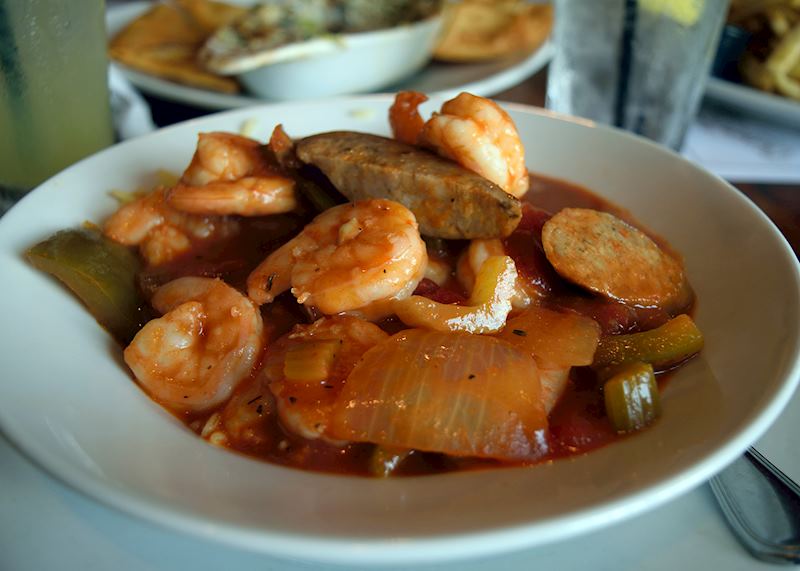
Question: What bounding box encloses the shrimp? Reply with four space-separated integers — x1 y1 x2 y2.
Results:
457 239 532 309
424 254 453 287
389 91 529 198
168 132 298 216
124 277 264 412
261 316 389 441
247 199 427 317
104 187 238 266
200 374 276 449
389 90 429 145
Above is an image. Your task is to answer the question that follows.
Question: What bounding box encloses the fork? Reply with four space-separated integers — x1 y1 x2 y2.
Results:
709 447 800 564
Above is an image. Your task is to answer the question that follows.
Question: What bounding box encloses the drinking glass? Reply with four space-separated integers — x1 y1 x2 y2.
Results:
0 0 114 205
546 0 730 150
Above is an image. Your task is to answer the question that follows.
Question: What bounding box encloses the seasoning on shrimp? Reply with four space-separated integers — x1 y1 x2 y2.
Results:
124 277 264 411
208 373 276 450
390 90 530 198
247 198 427 318
168 131 298 216
103 187 238 266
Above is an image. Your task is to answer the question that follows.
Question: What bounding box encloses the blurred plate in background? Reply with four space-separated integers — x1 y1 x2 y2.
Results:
106 2 554 110
705 76 800 128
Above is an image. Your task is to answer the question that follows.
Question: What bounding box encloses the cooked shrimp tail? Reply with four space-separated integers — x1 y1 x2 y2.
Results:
169 132 298 216
268 123 297 168
389 90 428 145
247 241 294 306
267 124 342 213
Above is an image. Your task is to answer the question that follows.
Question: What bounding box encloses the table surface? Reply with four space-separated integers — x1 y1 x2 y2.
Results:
3 67 800 570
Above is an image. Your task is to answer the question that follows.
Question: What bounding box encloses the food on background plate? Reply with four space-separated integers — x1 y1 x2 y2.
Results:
200 0 443 74
728 0 800 100
109 0 246 93
27 91 703 477
110 0 553 97
434 0 553 62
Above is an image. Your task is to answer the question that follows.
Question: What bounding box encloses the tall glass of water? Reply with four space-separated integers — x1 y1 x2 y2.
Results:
0 0 114 203
546 0 729 150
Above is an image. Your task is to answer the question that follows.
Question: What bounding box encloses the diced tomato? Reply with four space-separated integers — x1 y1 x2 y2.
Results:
502 204 567 297
548 369 617 455
552 295 672 335
412 278 467 305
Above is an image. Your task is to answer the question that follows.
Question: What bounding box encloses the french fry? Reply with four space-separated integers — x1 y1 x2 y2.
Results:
727 0 800 100
767 5 792 35
766 23 800 98
741 53 776 91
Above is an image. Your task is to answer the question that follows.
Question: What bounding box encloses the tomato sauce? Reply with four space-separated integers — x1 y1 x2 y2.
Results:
137 172 694 477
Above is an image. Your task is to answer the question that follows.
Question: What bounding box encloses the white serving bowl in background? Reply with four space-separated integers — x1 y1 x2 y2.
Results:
229 14 443 100
0 96 799 566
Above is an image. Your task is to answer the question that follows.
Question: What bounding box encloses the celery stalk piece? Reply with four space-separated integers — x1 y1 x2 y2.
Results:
283 339 340 382
26 228 145 344
604 362 661 433
593 314 704 372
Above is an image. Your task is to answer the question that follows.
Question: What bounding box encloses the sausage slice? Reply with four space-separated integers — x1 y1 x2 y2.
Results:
296 131 521 239
541 208 689 308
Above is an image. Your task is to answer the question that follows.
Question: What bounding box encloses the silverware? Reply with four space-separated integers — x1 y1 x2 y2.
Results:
710 447 800 564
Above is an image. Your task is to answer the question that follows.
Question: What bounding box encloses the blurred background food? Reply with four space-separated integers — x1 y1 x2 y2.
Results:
433 0 552 62
200 0 442 75
727 0 800 100
108 0 553 96
109 0 246 93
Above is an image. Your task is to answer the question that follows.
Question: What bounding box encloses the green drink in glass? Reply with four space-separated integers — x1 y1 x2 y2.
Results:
0 0 113 200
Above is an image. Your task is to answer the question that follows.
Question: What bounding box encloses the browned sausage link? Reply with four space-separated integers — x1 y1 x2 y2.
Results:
295 131 522 239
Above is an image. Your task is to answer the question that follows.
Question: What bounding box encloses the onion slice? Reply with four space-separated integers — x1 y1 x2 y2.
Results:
328 329 548 461
498 306 601 368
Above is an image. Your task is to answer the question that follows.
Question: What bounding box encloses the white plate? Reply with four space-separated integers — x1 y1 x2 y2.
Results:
1 96 800 566
106 2 554 110
5 387 800 570
705 76 800 128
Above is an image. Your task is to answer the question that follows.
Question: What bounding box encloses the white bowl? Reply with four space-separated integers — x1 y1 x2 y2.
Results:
1 96 799 566
229 15 444 100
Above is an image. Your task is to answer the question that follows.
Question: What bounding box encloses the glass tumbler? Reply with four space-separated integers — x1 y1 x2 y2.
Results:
546 0 730 150
0 0 114 202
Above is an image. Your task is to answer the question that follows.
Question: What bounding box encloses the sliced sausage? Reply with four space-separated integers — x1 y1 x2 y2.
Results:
295 131 521 239
541 208 689 309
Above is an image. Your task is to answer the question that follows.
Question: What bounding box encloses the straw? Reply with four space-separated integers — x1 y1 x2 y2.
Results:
0 1 24 103
614 0 638 128
0 1 32 205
